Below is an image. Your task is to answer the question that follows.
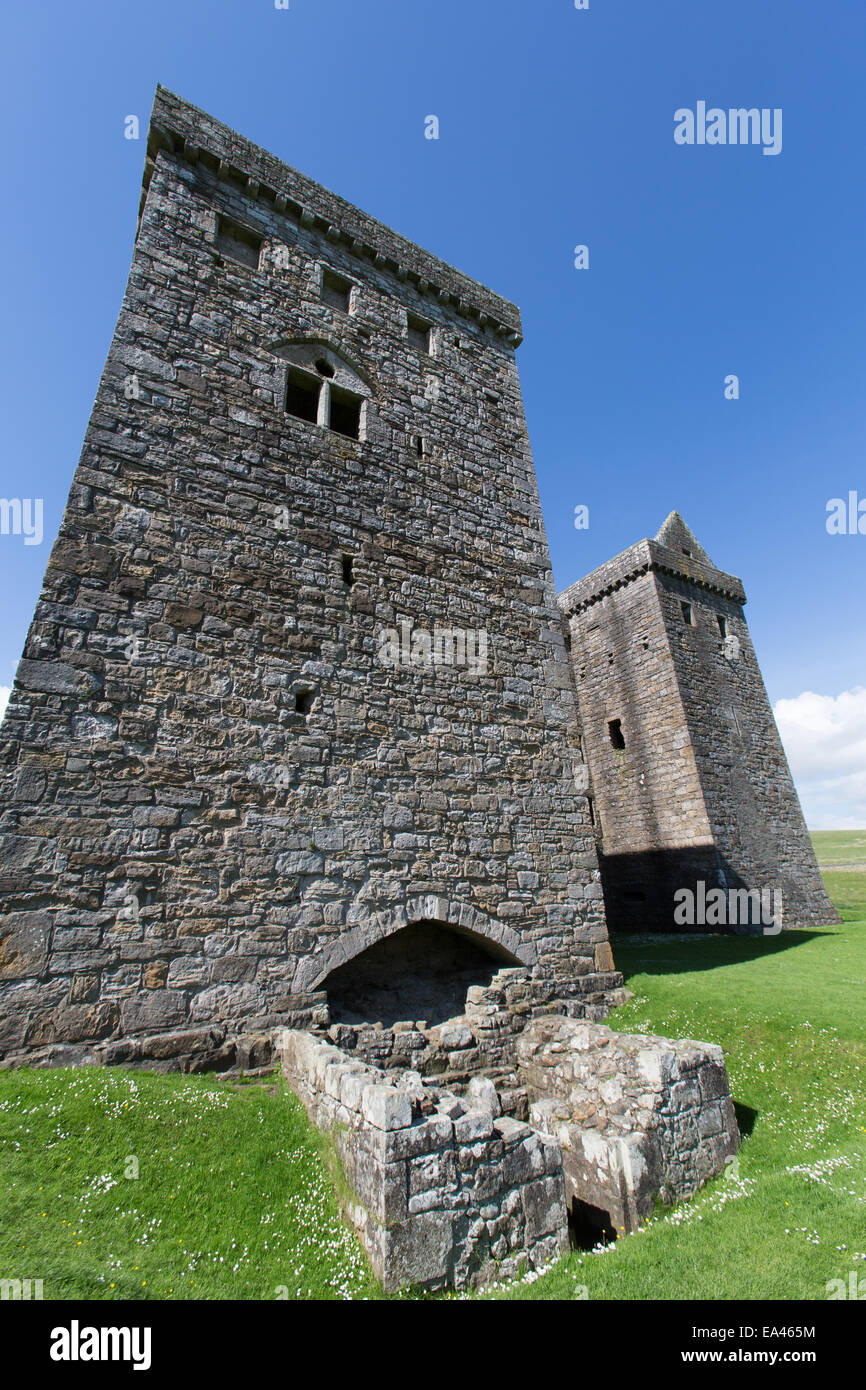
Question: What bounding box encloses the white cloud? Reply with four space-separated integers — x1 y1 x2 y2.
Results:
773 686 866 830
0 687 9 722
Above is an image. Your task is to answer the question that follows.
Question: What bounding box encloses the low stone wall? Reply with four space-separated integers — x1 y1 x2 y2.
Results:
277 1027 568 1291
0 992 329 1072
0 1025 278 1075
325 965 533 1101
518 1016 739 1234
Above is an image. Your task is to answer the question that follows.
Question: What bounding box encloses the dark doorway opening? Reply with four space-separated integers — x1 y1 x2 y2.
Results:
568 1198 617 1251
322 920 517 1027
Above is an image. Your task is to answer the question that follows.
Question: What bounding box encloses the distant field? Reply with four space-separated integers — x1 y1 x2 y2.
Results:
810 829 866 868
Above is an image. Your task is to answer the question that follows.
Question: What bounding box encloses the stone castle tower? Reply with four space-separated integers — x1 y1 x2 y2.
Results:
0 88 620 1068
558 512 838 933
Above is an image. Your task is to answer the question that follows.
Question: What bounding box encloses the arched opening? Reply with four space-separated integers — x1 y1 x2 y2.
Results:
321 920 520 1028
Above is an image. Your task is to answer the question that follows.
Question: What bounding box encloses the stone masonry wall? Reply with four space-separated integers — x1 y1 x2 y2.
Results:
653 565 836 928
327 965 534 1094
278 1027 568 1291
563 568 710 856
518 1015 740 1233
280 1015 741 1288
0 87 620 1064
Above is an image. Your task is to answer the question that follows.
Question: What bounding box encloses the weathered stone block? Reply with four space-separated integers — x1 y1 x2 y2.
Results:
0 912 51 979
361 1085 413 1131
120 990 188 1034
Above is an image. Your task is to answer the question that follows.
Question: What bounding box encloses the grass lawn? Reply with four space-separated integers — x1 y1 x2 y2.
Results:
1 848 864 1302
0 1071 380 1301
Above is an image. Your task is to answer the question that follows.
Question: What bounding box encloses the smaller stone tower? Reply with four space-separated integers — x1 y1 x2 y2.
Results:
558 512 838 933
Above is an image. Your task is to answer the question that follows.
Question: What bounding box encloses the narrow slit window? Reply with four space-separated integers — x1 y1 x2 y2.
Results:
717 614 728 638
407 312 432 354
608 718 626 750
681 601 694 626
321 267 353 312
215 215 263 270
341 554 355 586
285 368 321 424
329 384 362 440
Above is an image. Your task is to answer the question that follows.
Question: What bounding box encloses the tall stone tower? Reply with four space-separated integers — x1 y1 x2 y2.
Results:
0 88 619 1067
558 512 838 933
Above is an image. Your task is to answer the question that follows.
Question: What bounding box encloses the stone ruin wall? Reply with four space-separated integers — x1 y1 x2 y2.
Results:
562 565 710 856
652 566 835 928
519 1016 740 1233
278 1017 740 1291
278 1028 569 1292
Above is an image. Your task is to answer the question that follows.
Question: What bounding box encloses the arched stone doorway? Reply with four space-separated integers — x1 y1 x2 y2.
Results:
320 919 524 1028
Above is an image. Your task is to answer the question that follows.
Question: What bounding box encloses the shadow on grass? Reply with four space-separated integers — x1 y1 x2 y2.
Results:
610 928 840 979
734 1102 759 1139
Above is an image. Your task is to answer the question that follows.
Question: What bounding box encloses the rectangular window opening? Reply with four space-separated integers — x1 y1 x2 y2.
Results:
329 385 362 440
215 215 263 270
285 368 321 424
341 554 355 586
681 601 694 626
608 718 626 750
717 614 728 638
321 267 353 312
407 312 432 354
294 689 315 716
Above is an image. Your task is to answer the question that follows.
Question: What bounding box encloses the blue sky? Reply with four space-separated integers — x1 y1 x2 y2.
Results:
0 0 863 824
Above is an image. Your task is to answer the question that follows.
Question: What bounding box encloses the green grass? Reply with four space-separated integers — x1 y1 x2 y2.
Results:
811 828 866 867
1 872 864 1301
0 1071 380 1300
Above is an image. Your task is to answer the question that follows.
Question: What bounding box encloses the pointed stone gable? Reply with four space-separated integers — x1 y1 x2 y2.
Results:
654 511 716 569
